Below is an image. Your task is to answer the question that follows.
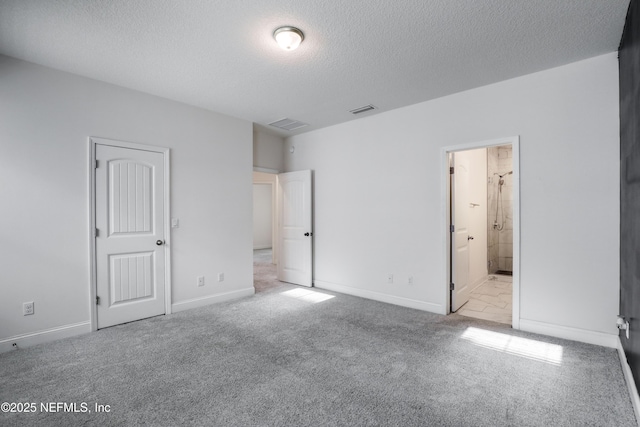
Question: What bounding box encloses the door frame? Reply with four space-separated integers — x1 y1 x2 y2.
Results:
442 136 520 329
88 136 172 332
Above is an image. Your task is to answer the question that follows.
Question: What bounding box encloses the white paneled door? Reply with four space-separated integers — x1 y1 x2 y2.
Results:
451 153 471 312
278 170 313 287
95 144 166 329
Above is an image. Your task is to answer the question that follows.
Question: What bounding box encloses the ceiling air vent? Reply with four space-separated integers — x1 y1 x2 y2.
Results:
268 118 309 131
349 104 377 115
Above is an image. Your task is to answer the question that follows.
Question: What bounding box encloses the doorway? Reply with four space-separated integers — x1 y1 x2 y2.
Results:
252 169 314 291
253 171 279 292
444 137 520 328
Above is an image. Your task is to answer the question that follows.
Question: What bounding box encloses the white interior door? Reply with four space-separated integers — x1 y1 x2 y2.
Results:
95 144 166 328
451 153 471 312
278 170 312 287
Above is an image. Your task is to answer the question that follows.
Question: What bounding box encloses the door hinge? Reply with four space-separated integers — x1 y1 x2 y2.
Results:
95 159 99 169
450 166 454 174
95 228 99 237
450 283 455 291
96 296 100 305
450 225 454 233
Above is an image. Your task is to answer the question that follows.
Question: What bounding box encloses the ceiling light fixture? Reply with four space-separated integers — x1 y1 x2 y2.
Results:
273 26 304 51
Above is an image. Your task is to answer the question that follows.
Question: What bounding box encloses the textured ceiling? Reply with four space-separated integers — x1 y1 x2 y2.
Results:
0 0 630 136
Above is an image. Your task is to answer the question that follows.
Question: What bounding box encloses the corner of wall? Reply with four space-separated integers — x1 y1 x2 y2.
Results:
253 125 285 172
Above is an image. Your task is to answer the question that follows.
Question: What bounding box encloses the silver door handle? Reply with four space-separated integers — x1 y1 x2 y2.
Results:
156 240 164 246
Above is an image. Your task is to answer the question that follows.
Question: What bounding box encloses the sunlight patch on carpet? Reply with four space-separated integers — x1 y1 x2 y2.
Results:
461 327 563 365
281 288 335 303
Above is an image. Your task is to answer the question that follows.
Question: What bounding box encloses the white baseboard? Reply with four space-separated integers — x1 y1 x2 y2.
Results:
519 319 618 348
314 280 446 315
0 321 91 354
617 337 640 426
617 338 640 425
172 287 255 313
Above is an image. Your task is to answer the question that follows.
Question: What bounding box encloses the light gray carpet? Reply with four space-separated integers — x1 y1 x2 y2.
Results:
0 284 636 426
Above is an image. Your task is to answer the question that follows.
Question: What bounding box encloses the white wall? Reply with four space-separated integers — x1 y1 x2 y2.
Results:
253 184 273 249
0 55 254 348
253 126 285 172
285 53 619 340
253 171 278 263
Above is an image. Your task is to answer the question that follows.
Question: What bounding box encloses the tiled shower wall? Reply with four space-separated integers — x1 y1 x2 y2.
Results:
487 145 513 273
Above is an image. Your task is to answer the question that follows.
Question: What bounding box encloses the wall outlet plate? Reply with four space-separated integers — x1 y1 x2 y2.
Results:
23 301 34 316
197 276 205 287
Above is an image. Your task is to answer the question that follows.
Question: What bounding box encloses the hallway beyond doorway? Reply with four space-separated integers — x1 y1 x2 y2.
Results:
253 249 285 293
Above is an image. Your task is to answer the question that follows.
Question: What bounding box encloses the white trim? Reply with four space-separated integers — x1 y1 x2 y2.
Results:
163 146 172 316
253 245 273 250
171 288 255 313
88 141 98 330
88 136 172 331
253 166 279 174
442 136 521 329
314 280 446 314
617 337 640 425
519 319 618 348
0 321 91 354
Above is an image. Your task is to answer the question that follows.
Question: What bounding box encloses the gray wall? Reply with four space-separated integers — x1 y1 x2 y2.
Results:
253 183 273 249
619 0 640 389
0 56 254 349
253 126 285 172
286 53 620 345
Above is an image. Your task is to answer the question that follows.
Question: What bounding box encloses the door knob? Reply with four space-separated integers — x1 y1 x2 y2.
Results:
304 232 310 237
468 236 474 241
156 240 164 246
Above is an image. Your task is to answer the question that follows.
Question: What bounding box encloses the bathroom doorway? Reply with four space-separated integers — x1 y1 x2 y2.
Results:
444 137 520 328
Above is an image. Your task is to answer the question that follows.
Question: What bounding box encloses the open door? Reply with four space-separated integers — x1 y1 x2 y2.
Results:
277 170 312 287
451 153 471 312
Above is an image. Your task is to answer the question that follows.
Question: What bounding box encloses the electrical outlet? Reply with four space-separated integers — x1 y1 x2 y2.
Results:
408 275 414 285
218 273 224 282
23 301 34 316
197 276 205 287
387 273 393 284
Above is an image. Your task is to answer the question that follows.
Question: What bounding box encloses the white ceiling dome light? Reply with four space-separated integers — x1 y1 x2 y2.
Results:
273 26 304 51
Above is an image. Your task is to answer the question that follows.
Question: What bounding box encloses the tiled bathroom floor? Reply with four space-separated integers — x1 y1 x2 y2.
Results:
457 275 512 325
